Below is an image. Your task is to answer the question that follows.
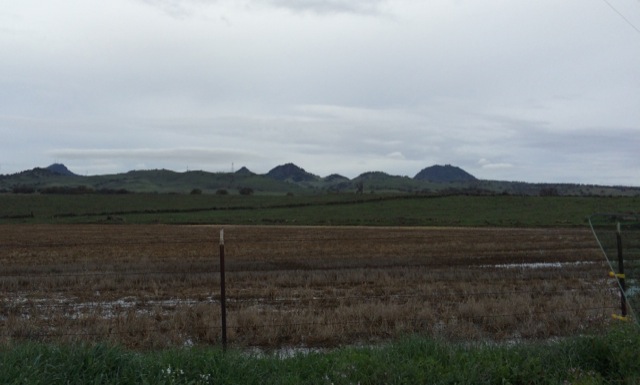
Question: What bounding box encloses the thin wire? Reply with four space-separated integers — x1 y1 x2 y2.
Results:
600 0 640 36
588 214 637 320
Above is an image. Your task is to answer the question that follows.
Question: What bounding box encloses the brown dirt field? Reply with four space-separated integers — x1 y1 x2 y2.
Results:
0 225 618 349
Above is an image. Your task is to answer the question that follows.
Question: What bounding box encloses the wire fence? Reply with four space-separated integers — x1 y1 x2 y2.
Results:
589 213 640 321
0 225 623 349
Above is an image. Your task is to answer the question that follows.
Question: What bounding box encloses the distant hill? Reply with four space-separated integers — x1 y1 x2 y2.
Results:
324 174 349 183
266 163 319 182
1 162 639 196
356 171 393 179
235 166 255 176
46 163 77 176
414 164 477 182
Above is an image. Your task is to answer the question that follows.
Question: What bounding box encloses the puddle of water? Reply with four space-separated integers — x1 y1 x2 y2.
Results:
482 261 596 269
244 346 327 359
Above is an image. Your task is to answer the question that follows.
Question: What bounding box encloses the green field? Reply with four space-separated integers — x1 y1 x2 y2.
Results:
1 193 639 226
2 326 639 385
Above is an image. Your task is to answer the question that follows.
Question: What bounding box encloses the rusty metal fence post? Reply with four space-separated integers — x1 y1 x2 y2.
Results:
219 229 227 350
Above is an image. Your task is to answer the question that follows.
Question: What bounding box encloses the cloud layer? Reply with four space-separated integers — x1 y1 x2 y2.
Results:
1 0 639 185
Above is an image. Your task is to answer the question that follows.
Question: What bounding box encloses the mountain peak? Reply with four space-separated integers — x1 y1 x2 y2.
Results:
266 163 319 182
356 171 391 179
414 164 476 182
324 174 350 182
46 163 77 176
235 166 255 176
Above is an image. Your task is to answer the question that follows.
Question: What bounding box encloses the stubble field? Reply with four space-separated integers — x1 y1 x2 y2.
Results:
0 224 617 350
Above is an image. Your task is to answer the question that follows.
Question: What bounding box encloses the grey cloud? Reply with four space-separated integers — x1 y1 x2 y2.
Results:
137 0 386 18
518 127 640 158
478 160 514 170
49 147 266 162
263 0 386 15
136 0 218 18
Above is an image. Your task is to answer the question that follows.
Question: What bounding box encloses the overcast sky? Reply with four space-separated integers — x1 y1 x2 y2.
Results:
1 0 639 185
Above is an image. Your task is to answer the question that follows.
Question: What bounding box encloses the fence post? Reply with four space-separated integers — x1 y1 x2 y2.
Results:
616 222 627 318
220 229 227 350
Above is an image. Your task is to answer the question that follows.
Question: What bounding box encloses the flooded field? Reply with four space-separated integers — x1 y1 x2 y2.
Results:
0 225 618 349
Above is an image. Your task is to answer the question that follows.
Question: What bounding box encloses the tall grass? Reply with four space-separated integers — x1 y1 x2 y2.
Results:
1 325 638 384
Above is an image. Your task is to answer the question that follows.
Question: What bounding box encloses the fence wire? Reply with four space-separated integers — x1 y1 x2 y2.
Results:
589 213 640 322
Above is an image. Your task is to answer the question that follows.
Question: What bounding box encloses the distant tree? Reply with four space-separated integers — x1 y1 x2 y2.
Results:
215 189 228 195
539 187 559 197
40 185 94 194
190 188 203 195
239 187 254 196
97 188 130 195
355 181 364 194
12 185 36 194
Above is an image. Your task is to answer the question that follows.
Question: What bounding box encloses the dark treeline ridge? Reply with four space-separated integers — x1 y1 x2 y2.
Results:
9 185 130 195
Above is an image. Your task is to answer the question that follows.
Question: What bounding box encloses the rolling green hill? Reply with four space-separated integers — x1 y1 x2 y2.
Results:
414 164 477 182
1 163 639 197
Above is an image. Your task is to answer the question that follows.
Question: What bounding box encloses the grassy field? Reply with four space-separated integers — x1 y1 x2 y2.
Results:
1 326 639 385
1 193 639 226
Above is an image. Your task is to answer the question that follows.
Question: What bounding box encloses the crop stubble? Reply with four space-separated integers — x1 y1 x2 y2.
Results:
0 225 616 349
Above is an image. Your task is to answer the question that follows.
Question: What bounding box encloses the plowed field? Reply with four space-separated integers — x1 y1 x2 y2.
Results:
0 225 617 349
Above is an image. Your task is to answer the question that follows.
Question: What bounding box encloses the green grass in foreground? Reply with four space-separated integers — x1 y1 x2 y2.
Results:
2 326 639 385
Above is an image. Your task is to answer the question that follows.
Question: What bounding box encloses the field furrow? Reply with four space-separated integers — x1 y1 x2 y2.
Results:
0 225 617 349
